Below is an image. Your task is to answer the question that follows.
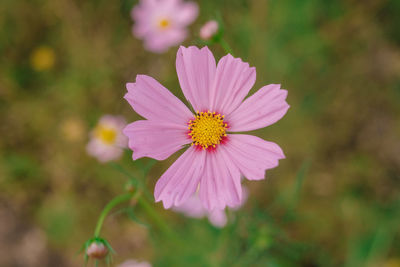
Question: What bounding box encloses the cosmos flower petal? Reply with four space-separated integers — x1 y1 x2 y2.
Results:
124 75 193 125
132 23 151 39
210 54 256 115
123 120 191 161
199 149 242 210
227 84 290 132
173 186 248 226
87 139 124 163
224 134 285 180
118 259 152 267
154 147 206 208
174 2 198 24
176 46 216 111
172 194 207 218
143 29 187 54
208 209 228 228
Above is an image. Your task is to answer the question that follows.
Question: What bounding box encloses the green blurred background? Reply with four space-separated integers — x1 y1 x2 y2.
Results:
1 0 400 266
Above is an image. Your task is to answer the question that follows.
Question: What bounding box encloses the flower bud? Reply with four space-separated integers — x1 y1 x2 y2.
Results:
199 20 219 40
86 241 108 259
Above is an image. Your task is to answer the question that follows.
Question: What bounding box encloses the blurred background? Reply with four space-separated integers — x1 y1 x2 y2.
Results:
1 0 400 266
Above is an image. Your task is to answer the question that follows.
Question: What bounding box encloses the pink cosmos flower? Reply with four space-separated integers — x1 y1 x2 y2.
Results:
199 20 219 40
123 46 289 211
131 0 198 53
118 259 151 267
87 115 128 163
173 187 248 227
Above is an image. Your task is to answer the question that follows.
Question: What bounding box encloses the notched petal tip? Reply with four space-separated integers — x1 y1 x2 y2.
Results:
135 74 150 82
178 45 211 55
224 53 254 68
126 82 136 91
274 143 286 160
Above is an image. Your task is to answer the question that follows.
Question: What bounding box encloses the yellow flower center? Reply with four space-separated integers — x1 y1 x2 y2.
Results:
95 125 117 145
188 111 228 150
158 18 171 30
30 46 55 71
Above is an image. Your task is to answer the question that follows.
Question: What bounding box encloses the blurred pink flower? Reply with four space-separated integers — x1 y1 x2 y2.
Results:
118 259 151 267
173 187 248 227
131 0 198 53
199 20 219 40
123 46 289 211
87 115 128 163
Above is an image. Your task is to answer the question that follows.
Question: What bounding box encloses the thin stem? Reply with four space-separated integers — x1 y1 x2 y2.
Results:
111 161 153 201
94 193 134 237
219 38 233 55
109 160 176 239
137 196 175 239
110 161 136 181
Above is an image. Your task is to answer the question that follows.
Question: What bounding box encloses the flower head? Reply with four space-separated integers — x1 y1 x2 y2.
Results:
123 46 289 211
87 115 128 162
199 20 219 40
131 0 198 53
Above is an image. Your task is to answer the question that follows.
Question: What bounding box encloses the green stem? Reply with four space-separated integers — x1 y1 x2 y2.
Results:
219 38 233 55
111 161 153 201
94 193 134 237
109 161 176 239
137 196 175 239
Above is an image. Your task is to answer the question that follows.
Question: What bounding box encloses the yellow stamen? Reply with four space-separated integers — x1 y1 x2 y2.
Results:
95 125 117 145
188 111 227 150
158 18 170 29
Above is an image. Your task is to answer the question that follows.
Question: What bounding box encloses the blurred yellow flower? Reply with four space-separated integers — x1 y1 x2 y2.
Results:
30 46 55 71
385 259 400 267
60 118 85 142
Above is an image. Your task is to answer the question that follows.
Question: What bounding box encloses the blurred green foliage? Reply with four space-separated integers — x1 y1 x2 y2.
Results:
1 0 400 266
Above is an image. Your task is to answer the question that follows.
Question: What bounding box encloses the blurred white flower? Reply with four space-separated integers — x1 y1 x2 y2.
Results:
87 115 128 162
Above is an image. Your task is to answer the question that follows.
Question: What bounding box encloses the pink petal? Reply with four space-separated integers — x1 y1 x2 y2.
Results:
118 259 152 267
131 0 156 21
155 147 206 208
132 23 151 39
123 120 191 161
224 134 285 180
210 54 256 115
124 75 193 125
208 209 227 228
226 84 289 132
176 46 216 112
86 139 123 163
173 194 206 218
174 2 198 25
231 186 249 211
143 29 187 54
199 149 242 211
